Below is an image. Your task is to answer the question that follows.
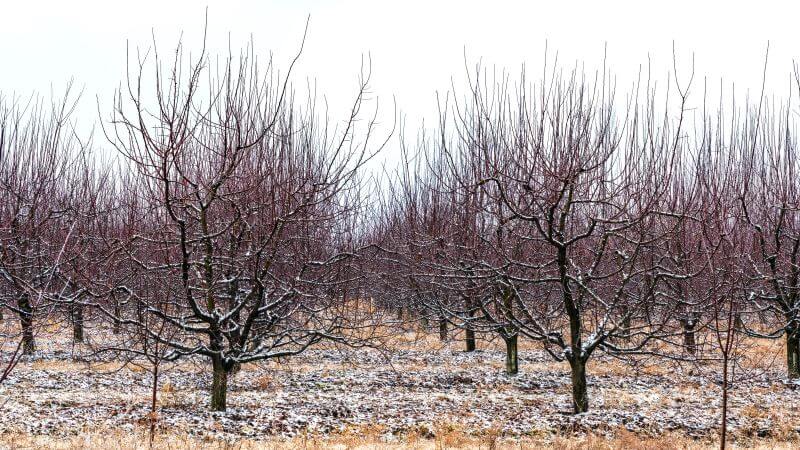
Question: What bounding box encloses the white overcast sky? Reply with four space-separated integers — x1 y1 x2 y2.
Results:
1 0 799 155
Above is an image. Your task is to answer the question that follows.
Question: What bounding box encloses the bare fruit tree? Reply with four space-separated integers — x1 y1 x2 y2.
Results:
92 34 389 411
383 56 700 413
737 66 800 378
0 88 82 364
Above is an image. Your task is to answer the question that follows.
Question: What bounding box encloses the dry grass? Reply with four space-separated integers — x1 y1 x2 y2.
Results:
1 426 797 450
25 359 126 373
3 325 798 449
0 427 521 450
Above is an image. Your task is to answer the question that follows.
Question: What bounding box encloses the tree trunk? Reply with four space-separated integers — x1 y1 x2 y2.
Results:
787 327 800 379
504 334 518 375
151 362 160 412
684 327 696 356
438 317 448 341
465 328 476 352
619 315 631 340
18 294 35 355
71 303 84 343
682 318 697 356
211 358 229 411
150 361 160 447
465 301 476 351
136 299 144 323
569 358 589 413
720 349 730 450
559 246 587 414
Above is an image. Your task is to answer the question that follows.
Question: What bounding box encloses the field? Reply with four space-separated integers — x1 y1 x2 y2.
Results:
1 326 799 449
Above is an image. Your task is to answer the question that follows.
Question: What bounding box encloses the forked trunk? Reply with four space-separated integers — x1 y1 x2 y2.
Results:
438 317 448 341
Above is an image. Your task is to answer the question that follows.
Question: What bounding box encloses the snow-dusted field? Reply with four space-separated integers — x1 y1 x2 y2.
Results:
1 333 799 445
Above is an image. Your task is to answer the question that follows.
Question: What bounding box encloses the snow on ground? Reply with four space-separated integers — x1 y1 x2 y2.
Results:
1 336 799 442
